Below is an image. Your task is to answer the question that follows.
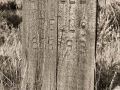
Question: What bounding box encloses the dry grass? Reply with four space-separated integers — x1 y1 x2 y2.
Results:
0 1 22 89
96 0 120 90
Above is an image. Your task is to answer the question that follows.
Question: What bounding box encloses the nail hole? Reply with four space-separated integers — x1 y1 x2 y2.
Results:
81 22 86 29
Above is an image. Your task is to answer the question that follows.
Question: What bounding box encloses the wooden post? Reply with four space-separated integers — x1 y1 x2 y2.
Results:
77 0 96 89
22 0 58 90
57 0 78 90
57 0 96 90
78 0 96 89
22 0 96 89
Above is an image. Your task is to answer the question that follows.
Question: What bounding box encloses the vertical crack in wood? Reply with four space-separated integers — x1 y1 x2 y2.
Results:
95 0 98 60
56 1 59 90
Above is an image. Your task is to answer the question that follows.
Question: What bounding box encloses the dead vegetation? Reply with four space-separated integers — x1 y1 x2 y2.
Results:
96 0 120 90
0 0 22 90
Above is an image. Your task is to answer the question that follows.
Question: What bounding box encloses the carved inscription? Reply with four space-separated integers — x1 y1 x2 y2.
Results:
32 37 37 49
79 30 86 53
70 0 75 4
39 0 45 31
58 2 64 48
70 1 76 37
41 11 45 18
79 19 87 54
49 19 54 30
48 38 54 50
61 0 66 4
67 40 72 47
39 18 45 29
68 0 76 50
48 19 54 50
80 0 86 4
29 0 35 2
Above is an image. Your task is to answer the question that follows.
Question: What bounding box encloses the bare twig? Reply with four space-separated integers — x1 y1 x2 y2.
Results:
109 71 117 90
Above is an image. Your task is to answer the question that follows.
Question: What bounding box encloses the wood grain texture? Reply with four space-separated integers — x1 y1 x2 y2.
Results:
36 0 46 89
57 0 78 90
40 0 57 90
57 0 96 90
21 0 39 90
76 0 96 89
22 0 96 89
22 0 58 90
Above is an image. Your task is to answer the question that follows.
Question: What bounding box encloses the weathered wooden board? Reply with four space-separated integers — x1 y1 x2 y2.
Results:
22 0 96 90
22 0 58 90
57 0 78 90
76 0 96 89
35 0 46 89
57 0 96 90
39 0 58 90
21 0 39 90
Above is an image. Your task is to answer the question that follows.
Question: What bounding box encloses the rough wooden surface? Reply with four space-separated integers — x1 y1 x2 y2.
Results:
77 0 96 89
21 0 39 90
57 0 96 90
22 0 96 90
39 0 57 90
22 0 58 90
57 0 78 90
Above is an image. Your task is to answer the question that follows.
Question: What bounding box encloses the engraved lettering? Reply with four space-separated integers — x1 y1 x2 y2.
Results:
70 30 75 33
49 19 54 24
49 19 54 30
32 37 37 49
70 0 75 4
61 0 66 3
67 40 72 47
80 0 86 4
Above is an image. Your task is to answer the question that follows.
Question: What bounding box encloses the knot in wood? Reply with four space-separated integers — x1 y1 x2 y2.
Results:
81 22 86 29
